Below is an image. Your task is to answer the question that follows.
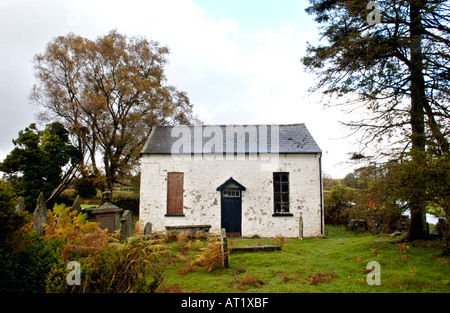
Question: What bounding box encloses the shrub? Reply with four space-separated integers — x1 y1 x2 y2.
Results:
46 237 167 293
0 180 27 245
0 232 62 293
45 204 168 293
274 235 288 248
176 232 192 255
192 235 225 273
1 199 168 293
324 184 356 225
74 177 98 198
43 204 111 260
350 190 404 234
0 183 63 293
113 194 139 216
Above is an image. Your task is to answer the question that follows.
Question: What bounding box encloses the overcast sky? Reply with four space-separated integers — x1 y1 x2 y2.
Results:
0 0 363 178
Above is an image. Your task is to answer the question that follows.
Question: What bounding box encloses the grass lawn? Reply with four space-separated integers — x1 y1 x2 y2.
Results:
159 226 449 293
80 204 98 209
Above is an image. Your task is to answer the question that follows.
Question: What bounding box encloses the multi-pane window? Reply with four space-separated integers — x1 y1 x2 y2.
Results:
273 172 289 213
223 190 241 198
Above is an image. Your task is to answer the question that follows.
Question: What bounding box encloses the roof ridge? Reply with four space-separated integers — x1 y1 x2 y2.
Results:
155 123 306 127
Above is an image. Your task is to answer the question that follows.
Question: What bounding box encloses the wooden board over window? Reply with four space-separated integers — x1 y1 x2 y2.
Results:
167 172 184 216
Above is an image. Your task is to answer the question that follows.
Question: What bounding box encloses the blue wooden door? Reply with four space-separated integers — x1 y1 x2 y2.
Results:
221 189 242 237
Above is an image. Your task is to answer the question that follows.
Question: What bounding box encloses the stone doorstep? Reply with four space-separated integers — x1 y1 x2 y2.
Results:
165 224 211 229
230 245 281 253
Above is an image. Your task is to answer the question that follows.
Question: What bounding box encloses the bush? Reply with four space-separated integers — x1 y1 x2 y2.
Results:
0 180 27 245
46 237 167 293
0 181 63 293
324 184 356 226
44 203 167 292
192 235 225 273
1 200 166 293
0 232 62 293
274 235 288 248
74 177 98 198
350 192 404 234
44 204 111 260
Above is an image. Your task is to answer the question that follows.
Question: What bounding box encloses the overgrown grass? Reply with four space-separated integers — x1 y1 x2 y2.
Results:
158 226 450 293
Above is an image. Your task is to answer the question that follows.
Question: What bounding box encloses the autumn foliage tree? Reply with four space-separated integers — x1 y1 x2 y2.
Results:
31 30 193 193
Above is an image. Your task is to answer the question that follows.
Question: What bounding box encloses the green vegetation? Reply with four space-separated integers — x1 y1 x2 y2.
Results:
0 123 80 210
1 195 449 293
302 0 450 242
1 188 448 293
160 227 449 293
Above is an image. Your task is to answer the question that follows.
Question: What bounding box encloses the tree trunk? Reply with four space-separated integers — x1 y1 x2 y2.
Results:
402 1 429 241
103 147 115 198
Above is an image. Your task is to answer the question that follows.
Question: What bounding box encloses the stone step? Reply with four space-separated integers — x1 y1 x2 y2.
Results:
231 245 281 253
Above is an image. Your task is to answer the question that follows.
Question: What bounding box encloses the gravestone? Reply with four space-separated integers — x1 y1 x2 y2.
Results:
120 210 135 242
299 214 304 240
15 197 24 214
144 222 152 235
346 219 368 233
165 225 211 238
85 200 123 233
33 192 47 236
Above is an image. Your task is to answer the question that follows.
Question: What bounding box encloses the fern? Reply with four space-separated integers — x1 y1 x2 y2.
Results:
43 204 111 259
192 235 225 273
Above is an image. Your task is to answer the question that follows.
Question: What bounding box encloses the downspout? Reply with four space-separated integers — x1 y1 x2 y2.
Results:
319 152 324 235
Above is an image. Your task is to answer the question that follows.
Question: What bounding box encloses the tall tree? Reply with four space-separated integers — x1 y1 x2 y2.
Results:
302 0 449 240
31 30 193 193
0 123 80 209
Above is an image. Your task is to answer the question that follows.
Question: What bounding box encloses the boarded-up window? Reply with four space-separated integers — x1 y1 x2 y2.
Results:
167 172 184 215
273 172 289 213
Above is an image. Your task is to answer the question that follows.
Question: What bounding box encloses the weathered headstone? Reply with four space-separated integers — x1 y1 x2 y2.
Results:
33 192 47 235
165 225 211 238
346 219 368 233
85 201 123 233
299 214 304 240
120 210 135 242
144 222 152 235
389 231 403 237
15 197 24 214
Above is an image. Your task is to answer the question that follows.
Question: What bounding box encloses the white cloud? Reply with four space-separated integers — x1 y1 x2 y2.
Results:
0 0 359 177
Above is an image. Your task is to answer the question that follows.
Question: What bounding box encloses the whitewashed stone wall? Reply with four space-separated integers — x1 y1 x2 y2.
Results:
139 153 323 238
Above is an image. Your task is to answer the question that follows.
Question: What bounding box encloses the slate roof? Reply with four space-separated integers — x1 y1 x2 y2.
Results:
140 124 321 155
